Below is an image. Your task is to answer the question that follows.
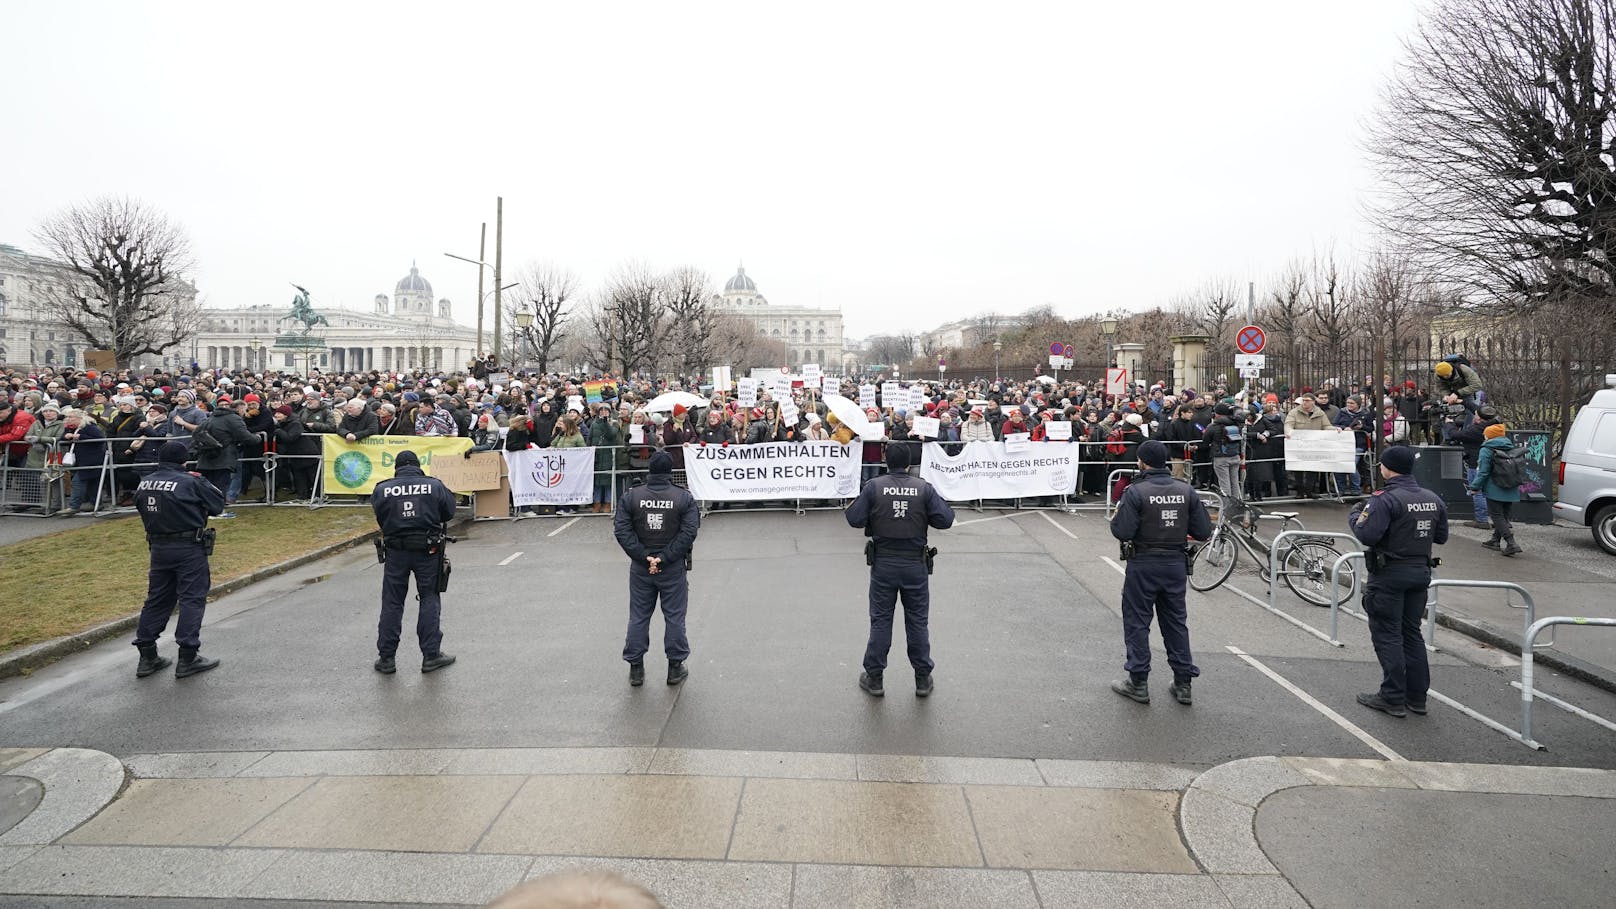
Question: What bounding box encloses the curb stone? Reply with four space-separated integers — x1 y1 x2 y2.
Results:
1434 610 1616 695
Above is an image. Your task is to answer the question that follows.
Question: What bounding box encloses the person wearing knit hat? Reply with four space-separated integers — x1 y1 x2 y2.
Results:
614 447 700 688
1347 436 1449 718
1108 432 1212 707
844 428 955 699
129 433 227 680
1470 423 1523 556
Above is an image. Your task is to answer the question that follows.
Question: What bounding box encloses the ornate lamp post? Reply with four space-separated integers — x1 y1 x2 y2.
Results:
515 308 534 366
249 338 261 372
993 339 1002 379
1100 318 1119 369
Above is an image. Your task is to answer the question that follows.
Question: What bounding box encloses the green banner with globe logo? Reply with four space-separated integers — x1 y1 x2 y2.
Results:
321 436 473 494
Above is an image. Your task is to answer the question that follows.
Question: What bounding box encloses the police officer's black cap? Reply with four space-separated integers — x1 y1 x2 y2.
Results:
886 443 912 471
1137 439 1169 469
157 441 189 464
649 451 674 475
395 450 421 469
1381 445 1416 475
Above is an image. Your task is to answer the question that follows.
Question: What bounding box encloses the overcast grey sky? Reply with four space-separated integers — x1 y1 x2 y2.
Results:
1 0 1424 340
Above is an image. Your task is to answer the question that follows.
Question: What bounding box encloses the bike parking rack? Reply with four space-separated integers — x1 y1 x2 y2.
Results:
1425 579 1540 653
1244 529 1362 646
1519 617 1616 749
1325 550 1368 647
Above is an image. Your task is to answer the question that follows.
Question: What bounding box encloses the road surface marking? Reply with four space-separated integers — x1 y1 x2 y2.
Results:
1225 645 1405 761
952 513 1022 527
1509 681 1616 734
1102 557 1126 576
547 517 581 537
497 551 525 566
1038 511 1079 539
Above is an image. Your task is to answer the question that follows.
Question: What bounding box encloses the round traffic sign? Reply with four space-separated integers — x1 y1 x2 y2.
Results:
1236 325 1267 355
1049 342 1064 356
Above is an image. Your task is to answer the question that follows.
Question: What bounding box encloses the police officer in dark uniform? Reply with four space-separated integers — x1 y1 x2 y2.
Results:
132 440 226 679
844 442 955 698
371 449 459 674
1109 439 1212 706
1348 444 1448 717
614 450 701 687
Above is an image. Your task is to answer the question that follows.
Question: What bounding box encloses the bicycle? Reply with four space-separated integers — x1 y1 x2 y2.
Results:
1189 498 1357 606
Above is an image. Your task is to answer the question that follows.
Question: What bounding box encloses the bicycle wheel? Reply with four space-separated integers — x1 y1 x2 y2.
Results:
1190 533 1237 592
1280 540 1354 607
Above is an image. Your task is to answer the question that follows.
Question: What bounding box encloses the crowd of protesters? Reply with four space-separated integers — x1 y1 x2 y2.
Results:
1 351 1511 528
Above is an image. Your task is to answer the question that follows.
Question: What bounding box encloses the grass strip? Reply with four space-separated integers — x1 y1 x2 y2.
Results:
0 507 377 653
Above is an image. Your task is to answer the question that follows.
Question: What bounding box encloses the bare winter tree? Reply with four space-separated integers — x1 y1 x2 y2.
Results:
32 196 201 368
659 266 718 378
1305 253 1355 349
1176 278 1241 342
1354 251 1431 386
710 312 788 370
865 334 917 369
1368 0 1616 324
506 261 577 374
1262 259 1310 377
581 262 664 376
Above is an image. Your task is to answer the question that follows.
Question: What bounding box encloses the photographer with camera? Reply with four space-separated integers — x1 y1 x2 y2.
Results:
1434 355 1484 415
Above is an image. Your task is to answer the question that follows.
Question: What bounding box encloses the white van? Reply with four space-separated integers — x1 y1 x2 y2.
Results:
1554 374 1616 554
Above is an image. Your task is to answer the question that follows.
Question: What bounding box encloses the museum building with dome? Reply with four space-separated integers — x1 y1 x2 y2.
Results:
186 263 480 374
713 265 850 371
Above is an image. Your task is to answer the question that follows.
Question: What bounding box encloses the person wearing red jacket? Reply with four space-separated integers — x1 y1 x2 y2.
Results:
0 397 37 468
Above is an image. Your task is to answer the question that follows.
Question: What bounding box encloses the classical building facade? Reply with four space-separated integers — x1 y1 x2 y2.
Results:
0 242 200 370
191 263 480 374
712 265 851 371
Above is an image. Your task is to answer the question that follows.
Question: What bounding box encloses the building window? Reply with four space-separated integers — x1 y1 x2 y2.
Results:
285 353 294 367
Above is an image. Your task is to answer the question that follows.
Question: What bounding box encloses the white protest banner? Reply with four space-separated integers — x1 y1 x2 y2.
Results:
684 441 859 501
822 375 839 397
1046 420 1073 441
773 377 793 401
860 385 878 409
1285 429 1356 473
802 362 822 381
1003 431 1031 452
881 382 901 406
629 424 645 445
504 447 596 507
780 402 800 425
487 372 511 387
912 416 940 439
921 441 1079 501
737 378 757 407
712 365 733 390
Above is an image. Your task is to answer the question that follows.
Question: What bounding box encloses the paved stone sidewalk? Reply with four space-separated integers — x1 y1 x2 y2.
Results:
4 746 1614 907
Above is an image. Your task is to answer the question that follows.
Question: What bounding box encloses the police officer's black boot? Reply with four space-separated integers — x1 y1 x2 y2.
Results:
1169 679 1193 706
135 644 171 679
629 660 644 687
666 659 688 686
859 670 884 697
1110 676 1150 704
421 652 457 673
174 647 219 679
915 671 933 698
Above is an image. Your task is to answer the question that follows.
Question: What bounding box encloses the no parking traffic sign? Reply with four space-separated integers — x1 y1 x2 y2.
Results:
1236 325 1267 355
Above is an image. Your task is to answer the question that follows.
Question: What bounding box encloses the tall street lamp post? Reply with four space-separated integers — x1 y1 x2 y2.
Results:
993 339 1002 379
1100 318 1119 398
445 248 492 355
249 338 261 373
515 308 534 367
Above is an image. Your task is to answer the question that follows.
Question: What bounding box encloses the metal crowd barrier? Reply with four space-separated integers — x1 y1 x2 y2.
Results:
1520 616 1616 749
1257 529 1363 645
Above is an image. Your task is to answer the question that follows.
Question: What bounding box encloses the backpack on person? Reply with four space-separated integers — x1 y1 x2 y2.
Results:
189 418 225 453
1489 444 1527 490
1217 421 1243 458
1106 426 1128 456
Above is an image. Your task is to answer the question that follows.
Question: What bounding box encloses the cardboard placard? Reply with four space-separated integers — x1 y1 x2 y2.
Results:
881 382 901 405
912 416 940 439
1003 432 1031 452
859 385 877 410
801 363 821 381
821 375 839 397
907 387 925 413
773 377 793 400
430 450 505 491
737 378 757 407
1046 420 1073 441
85 350 118 372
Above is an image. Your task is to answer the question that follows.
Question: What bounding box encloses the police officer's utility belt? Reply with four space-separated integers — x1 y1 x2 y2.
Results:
148 531 202 544
385 533 441 552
